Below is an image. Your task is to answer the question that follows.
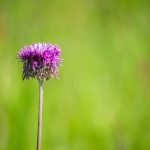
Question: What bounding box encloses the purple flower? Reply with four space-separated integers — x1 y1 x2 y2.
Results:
17 43 62 80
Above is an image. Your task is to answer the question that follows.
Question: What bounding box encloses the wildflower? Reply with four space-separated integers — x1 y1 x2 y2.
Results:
17 42 63 150
18 43 62 80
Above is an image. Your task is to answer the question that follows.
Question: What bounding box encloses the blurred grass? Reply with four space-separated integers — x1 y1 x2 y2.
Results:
0 0 150 149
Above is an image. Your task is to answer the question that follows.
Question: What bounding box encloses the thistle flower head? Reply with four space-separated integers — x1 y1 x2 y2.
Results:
17 43 62 80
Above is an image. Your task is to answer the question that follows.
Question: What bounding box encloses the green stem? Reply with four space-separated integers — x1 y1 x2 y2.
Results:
37 80 44 150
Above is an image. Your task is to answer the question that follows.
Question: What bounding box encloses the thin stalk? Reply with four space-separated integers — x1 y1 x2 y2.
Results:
37 80 44 150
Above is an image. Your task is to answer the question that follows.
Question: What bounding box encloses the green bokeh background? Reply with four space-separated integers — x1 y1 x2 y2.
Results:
0 0 150 149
